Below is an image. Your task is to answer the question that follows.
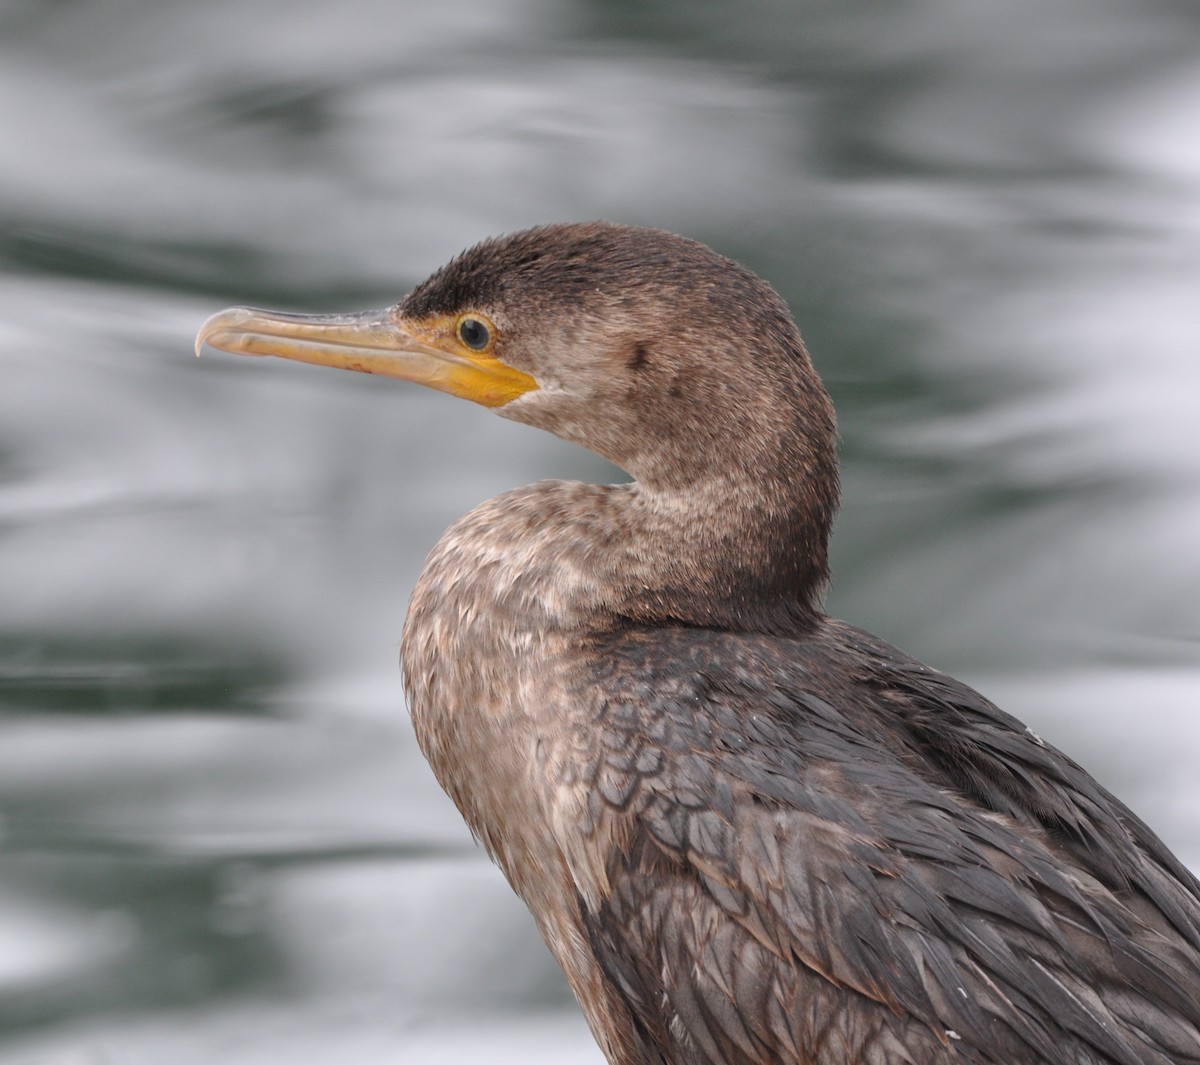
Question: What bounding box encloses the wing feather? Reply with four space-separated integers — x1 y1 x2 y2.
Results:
565 624 1200 1065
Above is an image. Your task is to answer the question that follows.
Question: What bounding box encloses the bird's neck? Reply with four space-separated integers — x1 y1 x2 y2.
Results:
616 469 832 632
405 468 830 682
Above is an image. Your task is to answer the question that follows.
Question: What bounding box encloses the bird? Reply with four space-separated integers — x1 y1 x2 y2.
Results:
196 222 1200 1065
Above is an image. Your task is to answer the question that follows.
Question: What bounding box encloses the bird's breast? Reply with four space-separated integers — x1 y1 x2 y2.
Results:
400 497 647 1057
399 486 613 887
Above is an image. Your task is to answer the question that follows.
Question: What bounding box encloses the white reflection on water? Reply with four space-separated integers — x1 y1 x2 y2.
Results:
0 0 799 296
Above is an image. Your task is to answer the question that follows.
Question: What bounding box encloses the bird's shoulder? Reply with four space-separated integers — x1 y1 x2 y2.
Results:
547 619 1200 1065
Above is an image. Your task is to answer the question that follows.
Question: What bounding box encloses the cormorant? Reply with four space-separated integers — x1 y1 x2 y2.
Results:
196 222 1200 1065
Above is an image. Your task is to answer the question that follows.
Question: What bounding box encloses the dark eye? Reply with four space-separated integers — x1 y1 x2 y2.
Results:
458 316 491 351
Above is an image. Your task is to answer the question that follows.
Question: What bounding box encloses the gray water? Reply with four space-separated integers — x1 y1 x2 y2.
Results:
2 1 1199 1062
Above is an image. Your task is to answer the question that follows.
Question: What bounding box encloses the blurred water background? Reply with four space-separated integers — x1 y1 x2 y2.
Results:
1 0 1199 1062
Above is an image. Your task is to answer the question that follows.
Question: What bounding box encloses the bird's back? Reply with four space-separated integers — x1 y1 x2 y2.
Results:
539 618 1200 1065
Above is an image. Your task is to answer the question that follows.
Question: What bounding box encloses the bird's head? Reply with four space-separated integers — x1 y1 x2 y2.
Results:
197 222 836 505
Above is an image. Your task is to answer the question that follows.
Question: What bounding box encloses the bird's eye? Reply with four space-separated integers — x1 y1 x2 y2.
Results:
458 316 492 351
